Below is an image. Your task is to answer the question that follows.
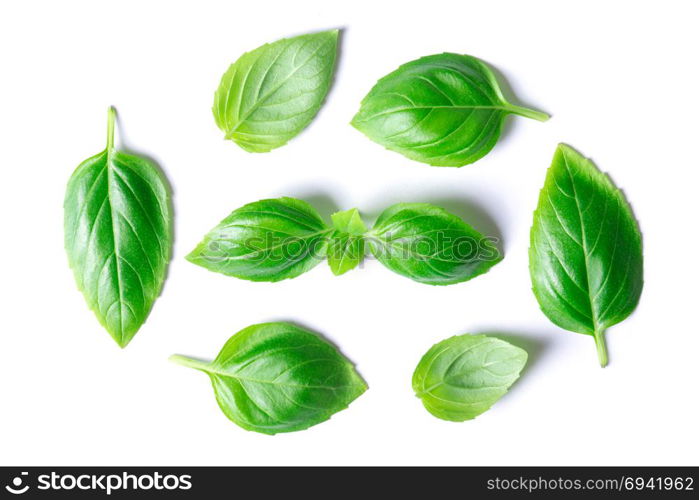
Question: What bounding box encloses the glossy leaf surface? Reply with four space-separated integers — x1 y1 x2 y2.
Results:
186 197 330 282
64 108 172 347
529 144 643 366
213 30 338 152
413 334 527 421
351 53 548 167
170 322 366 434
368 203 502 285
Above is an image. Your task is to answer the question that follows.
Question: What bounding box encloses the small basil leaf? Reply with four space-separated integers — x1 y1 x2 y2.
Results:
213 30 338 153
413 334 527 421
351 53 549 167
327 232 365 276
368 203 502 285
331 208 367 235
327 208 367 276
170 322 367 434
187 197 331 282
529 144 643 367
64 108 172 348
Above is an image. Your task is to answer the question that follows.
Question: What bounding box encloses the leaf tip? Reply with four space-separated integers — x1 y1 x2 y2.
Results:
114 335 131 349
103 322 134 349
184 248 202 265
349 114 363 131
556 142 573 153
328 264 346 277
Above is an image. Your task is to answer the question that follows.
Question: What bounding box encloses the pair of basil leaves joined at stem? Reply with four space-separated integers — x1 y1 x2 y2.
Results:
186 198 502 285
213 30 548 166
170 321 528 434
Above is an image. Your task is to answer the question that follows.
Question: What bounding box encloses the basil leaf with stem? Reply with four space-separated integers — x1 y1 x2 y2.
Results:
367 203 502 285
64 107 172 347
170 322 367 434
529 144 643 367
327 208 367 276
213 30 338 153
351 53 549 167
186 197 331 282
413 334 527 421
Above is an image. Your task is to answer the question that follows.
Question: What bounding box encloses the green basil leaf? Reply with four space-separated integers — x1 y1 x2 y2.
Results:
170 322 367 434
64 108 172 347
351 53 549 167
213 30 338 153
328 233 365 276
368 203 502 285
327 208 367 276
186 197 331 282
529 144 643 367
413 334 527 421
331 207 367 236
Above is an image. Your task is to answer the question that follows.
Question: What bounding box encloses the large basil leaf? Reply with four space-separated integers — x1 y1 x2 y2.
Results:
186 197 331 282
170 322 366 434
213 30 338 153
351 53 549 167
413 334 527 421
64 108 172 347
368 203 502 285
327 208 367 276
529 144 643 366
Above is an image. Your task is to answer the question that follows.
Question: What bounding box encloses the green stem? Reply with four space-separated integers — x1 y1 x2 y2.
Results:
169 354 211 372
506 104 550 122
106 106 116 150
593 331 608 368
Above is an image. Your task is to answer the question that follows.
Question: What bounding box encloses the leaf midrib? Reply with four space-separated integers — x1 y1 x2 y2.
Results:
205 228 332 262
105 147 126 342
561 152 600 334
205 365 351 390
357 104 510 122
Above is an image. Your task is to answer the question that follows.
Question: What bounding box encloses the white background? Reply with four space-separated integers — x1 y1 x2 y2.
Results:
1 0 697 466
